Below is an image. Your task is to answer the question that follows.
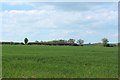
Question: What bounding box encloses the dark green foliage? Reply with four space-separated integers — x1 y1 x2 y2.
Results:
106 44 117 47
21 42 24 45
24 38 28 45
28 41 78 46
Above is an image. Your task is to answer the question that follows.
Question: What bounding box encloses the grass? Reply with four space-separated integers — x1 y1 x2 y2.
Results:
0 45 2 78
2 45 118 78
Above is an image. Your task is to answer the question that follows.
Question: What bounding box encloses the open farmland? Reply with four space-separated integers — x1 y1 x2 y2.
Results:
2 45 118 78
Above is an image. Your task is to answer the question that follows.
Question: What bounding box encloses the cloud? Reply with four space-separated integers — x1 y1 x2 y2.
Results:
1 2 118 42
1 0 119 2
2 2 117 11
111 33 118 37
2 9 117 29
2 2 30 5
30 2 117 11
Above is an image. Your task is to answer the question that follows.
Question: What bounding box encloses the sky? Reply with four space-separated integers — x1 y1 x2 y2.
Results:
0 2 118 43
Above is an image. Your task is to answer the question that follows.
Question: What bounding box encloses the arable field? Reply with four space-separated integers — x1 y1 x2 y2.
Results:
2 45 118 78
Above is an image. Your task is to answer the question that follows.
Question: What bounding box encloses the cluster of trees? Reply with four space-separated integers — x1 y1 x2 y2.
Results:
101 38 109 47
23 37 116 47
24 38 84 46
101 38 117 47
0 37 117 47
0 42 24 45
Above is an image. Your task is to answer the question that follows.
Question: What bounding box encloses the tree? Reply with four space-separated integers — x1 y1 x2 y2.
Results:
101 38 109 47
59 40 67 43
35 40 39 43
24 38 28 44
68 39 75 44
77 39 84 46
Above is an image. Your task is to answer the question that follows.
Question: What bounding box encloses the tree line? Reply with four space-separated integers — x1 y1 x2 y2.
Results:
24 38 84 46
24 38 117 47
0 38 117 47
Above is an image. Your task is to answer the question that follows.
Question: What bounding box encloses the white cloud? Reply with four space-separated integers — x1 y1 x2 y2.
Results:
84 30 98 35
2 9 117 28
111 33 118 37
1 0 119 2
2 9 117 30
1 3 118 42
2 2 30 5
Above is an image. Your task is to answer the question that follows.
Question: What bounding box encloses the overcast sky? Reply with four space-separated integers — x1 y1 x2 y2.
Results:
0 2 118 43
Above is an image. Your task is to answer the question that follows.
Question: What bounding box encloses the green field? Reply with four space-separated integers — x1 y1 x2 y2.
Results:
2 45 118 78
